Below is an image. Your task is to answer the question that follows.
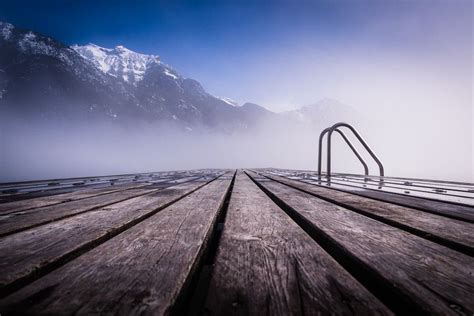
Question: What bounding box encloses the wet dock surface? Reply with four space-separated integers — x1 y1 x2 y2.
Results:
0 169 473 315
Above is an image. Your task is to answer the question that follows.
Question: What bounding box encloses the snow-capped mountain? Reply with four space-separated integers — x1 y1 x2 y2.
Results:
72 44 177 85
0 21 134 120
0 21 358 132
0 22 275 132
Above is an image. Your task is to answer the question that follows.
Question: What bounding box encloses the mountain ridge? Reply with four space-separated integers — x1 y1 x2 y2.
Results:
0 21 359 132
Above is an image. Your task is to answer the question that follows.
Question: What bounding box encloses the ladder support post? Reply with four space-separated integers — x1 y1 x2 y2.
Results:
318 127 331 179
317 122 385 179
327 128 334 178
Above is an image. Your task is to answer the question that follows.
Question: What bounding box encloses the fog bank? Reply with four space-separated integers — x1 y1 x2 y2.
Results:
1 111 472 183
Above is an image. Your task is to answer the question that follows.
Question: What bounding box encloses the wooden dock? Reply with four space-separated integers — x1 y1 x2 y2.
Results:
0 169 472 315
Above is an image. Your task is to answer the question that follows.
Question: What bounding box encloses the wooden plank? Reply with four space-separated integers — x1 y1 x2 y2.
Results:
0 171 215 204
0 171 187 192
328 174 474 194
205 172 390 315
332 171 474 187
0 175 233 315
320 175 473 199
255 172 474 255
0 182 150 214
0 174 202 214
248 173 474 315
0 171 162 187
0 176 206 237
0 173 189 205
320 178 474 207
340 188 474 220
260 168 474 187
0 177 216 296
260 170 474 220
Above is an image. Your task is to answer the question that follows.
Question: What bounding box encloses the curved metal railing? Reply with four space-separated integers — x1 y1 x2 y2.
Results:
318 122 384 178
318 127 369 176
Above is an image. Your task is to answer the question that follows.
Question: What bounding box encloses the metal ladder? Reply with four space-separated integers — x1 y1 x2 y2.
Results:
318 122 384 179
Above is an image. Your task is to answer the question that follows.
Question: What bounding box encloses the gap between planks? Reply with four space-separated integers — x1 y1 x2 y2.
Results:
257 169 474 222
0 174 202 215
0 175 217 237
251 171 474 257
0 173 234 314
0 173 227 298
204 171 391 315
246 171 474 315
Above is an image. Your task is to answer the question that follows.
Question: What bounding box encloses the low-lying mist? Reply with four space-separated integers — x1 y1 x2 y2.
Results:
1 110 472 183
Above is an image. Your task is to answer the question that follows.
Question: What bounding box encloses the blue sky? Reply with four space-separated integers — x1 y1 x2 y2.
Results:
0 0 471 111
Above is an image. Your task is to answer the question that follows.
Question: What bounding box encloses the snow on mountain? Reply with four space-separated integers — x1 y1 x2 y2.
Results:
163 68 178 79
217 96 239 106
72 43 179 85
0 22 274 131
1 21 360 133
0 22 82 69
18 31 57 55
0 22 13 40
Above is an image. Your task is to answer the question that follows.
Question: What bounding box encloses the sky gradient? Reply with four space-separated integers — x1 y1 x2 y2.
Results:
1 0 471 111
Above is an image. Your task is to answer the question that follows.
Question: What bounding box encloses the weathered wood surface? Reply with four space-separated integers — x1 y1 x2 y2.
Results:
327 174 474 193
255 172 474 255
248 172 474 315
205 172 390 315
0 168 471 315
0 176 205 237
333 172 474 187
0 175 201 214
0 170 191 190
0 182 150 214
0 175 233 315
326 173 474 193
339 188 474 220
341 188 474 219
0 172 208 204
0 177 215 296
261 170 474 218
320 175 473 198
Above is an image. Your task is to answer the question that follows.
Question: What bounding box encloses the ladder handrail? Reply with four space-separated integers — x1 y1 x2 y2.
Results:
318 127 369 176
318 122 384 178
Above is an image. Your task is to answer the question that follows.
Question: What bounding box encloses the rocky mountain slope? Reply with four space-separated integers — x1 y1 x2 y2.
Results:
0 22 278 132
0 21 358 133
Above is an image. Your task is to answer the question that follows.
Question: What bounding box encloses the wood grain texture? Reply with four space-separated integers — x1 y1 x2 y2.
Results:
322 177 473 200
256 172 474 255
0 177 204 237
326 174 473 194
0 182 149 214
249 173 474 315
280 177 474 222
205 172 391 316
0 174 201 215
0 171 217 204
0 176 233 315
256 169 474 221
0 178 213 296
328 187 474 221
